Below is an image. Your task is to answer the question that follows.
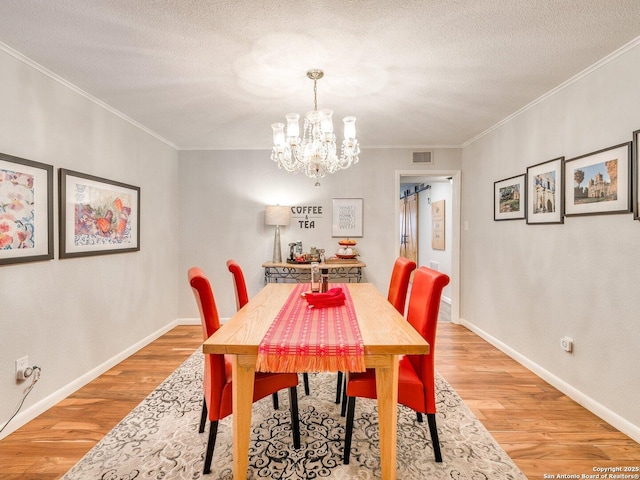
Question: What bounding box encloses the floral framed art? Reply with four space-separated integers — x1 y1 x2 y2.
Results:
494 174 526 221
564 142 631 217
526 157 564 224
633 130 640 220
0 152 54 265
332 198 363 237
59 169 140 258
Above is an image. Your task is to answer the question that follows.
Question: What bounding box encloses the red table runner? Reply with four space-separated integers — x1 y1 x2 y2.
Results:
256 283 366 373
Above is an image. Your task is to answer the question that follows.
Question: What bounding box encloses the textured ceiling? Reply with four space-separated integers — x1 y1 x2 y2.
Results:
0 1 639 150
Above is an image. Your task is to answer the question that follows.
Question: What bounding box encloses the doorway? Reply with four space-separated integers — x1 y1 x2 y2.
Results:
395 170 461 323
399 194 418 264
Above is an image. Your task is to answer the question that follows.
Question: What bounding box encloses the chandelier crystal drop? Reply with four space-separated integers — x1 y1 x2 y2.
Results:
271 69 360 186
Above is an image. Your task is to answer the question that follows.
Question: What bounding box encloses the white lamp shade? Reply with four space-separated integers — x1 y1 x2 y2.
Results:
319 109 334 133
265 205 291 226
343 116 357 140
286 113 300 138
271 123 285 146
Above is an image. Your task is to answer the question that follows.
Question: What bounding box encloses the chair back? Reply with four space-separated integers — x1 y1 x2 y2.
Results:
387 257 417 315
188 267 227 417
405 266 450 411
226 259 249 310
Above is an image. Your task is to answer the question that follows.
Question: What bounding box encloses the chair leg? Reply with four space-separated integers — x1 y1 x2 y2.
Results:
426 413 442 462
288 386 301 449
335 372 343 403
343 396 356 464
340 376 348 417
416 412 423 423
272 392 279 409
199 395 208 433
303 373 310 396
203 420 218 474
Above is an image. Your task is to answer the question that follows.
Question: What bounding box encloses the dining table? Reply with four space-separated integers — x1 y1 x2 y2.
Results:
202 282 430 480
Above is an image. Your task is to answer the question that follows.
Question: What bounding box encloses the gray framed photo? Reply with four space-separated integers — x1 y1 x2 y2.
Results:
526 157 564 224
59 169 140 258
332 198 363 237
494 174 526 221
0 153 54 265
564 142 631 217
634 130 640 220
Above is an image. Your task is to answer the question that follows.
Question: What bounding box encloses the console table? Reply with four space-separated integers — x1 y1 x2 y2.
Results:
262 261 366 284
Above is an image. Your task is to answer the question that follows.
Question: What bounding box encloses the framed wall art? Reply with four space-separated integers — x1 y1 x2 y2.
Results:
0 153 54 265
59 169 140 258
526 157 564 224
494 174 526 221
564 142 631 217
431 199 445 250
332 198 363 237
634 130 640 220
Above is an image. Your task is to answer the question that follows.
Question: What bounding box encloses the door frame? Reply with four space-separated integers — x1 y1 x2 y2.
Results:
394 169 461 323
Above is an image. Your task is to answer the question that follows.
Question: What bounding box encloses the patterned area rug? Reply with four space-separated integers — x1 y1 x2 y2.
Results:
62 351 526 479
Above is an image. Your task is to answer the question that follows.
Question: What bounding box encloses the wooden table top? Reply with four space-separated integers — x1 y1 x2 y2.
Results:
202 282 429 360
262 260 366 269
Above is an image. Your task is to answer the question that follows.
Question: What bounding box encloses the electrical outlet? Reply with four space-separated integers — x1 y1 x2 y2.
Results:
560 337 574 353
16 356 29 380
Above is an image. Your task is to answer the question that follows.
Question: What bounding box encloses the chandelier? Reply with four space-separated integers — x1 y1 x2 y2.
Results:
271 69 360 186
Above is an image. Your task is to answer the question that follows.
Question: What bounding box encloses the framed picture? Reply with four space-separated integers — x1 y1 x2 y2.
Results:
564 142 631 217
59 169 140 258
0 153 54 265
634 130 640 220
526 157 564 224
332 198 363 237
494 174 526 221
431 199 445 250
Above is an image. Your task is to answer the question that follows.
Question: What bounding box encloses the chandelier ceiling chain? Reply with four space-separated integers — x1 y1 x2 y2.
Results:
271 69 360 186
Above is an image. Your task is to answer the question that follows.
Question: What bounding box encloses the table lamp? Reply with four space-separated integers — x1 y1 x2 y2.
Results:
265 205 290 263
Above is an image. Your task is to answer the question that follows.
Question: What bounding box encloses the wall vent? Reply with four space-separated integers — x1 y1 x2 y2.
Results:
412 151 433 164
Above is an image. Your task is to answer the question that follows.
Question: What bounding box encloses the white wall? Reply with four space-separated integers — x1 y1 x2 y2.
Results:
178 148 461 320
460 40 640 440
0 47 180 437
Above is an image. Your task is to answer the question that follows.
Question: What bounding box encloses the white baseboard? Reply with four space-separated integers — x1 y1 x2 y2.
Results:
178 317 201 325
0 320 185 440
459 318 640 444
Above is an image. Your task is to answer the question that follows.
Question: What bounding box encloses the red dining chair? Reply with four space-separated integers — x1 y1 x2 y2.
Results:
188 267 301 474
343 266 450 464
226 259 249 311
227 259 310 398
336 257 416 405
387 256 417 314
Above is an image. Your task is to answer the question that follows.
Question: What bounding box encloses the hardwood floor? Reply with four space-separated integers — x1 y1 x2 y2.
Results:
0 323 638 479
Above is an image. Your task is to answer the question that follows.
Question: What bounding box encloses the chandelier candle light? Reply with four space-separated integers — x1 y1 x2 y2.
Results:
271 69 360 186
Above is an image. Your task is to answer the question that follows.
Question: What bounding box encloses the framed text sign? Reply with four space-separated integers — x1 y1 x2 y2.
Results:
332 198 363 237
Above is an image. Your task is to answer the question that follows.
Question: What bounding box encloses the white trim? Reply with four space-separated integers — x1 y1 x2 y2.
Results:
0 41 178 150
0 320 183 440
177 317 201 325
460 318 640 444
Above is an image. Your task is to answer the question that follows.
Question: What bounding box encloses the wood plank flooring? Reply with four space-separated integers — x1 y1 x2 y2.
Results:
0 323 638 479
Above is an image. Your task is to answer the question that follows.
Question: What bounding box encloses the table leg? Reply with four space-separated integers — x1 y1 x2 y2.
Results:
232 355 256 480
375 355 399 480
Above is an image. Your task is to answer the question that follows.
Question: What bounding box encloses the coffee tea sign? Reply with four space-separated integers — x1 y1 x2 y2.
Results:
291 205 323 229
